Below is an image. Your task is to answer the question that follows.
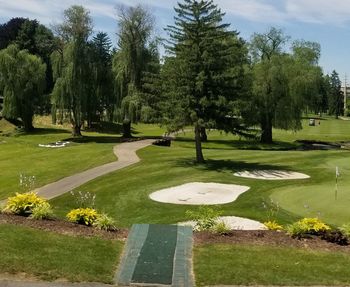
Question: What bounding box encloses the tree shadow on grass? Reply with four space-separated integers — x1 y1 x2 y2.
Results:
23 128 71 135
63 136 122 144
174 158 290 173
84 122 123 135
175 137 299 151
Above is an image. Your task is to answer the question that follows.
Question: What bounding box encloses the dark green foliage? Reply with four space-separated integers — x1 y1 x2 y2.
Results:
163 0 248 162
112 5 159 136
0 17 27 49
327 70 343 118
249 28 322 143
51 5 93 136
88 32 114 125
0 45 46 131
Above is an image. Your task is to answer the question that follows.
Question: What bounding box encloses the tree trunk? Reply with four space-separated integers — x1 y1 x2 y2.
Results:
200 127 208 142
260 115 273 144
195 124 205 163
22 114 34 132
72 124 82 137
122 119 132 138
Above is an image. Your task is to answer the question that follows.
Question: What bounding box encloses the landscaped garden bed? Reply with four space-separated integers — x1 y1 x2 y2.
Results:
0 213 127 240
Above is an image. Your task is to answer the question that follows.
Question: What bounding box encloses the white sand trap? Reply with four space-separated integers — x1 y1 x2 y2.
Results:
149 182 250 205
179 216 266 230
234 170 310 180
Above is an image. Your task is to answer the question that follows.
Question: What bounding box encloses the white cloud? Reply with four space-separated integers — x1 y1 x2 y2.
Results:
217 0 287 23
1 0 350 28
285 0 350 25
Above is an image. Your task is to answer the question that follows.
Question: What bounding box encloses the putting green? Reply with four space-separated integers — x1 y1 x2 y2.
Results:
271 156 350 226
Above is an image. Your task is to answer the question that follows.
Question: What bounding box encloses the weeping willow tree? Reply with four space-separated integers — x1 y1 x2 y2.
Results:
112 5 156 137
250 28 322 143
51 5 93 136
0 44 46 131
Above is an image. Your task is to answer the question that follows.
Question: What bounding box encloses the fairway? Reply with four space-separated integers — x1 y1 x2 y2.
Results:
47 118 350 228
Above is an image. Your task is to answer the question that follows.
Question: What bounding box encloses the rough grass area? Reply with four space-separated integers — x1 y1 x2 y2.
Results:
0 224 123 283
194 244 350 286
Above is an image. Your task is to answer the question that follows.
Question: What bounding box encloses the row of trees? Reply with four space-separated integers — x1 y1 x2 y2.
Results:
0 0 345 162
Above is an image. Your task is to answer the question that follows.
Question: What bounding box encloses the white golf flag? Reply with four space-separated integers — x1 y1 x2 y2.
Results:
336 166 340 178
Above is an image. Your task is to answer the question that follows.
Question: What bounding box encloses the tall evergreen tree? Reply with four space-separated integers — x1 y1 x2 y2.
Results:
328 70 343 118
163 0 247 162
51 5 93 136
0 45 46 131
89 32 114 125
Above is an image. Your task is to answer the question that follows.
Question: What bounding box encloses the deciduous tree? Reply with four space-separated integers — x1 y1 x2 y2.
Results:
0 45 46 131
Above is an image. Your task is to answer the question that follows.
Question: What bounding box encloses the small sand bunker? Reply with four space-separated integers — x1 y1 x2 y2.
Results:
149 182 250 205
179 216 266 230
38 141 70 148
234 170 309 180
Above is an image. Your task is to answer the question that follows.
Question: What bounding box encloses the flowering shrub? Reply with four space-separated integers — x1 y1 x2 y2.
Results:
66 208 98 226
264 220 283 231
286 217 330 238
3 192 48 216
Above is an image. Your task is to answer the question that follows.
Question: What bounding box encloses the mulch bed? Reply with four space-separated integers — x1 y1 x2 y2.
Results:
194 230 350 252
0 213 128 241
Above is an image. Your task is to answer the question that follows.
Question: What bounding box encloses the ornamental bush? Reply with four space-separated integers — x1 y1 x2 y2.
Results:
186 206 221 231
264 220 283 231
66 208 98 226
93 213 117 231
286 217 330 238
3 192 48 216
30 202 53 220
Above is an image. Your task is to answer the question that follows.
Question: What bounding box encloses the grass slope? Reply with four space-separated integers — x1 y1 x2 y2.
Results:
0 224 122 283
194 244 350 286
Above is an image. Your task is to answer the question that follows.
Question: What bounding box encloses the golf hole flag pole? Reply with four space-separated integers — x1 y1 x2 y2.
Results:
335 166 340 200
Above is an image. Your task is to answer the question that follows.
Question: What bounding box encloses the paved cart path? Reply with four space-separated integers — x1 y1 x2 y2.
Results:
35 139 154 200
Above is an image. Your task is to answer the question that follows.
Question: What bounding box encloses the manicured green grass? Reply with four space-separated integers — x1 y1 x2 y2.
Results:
0 129 119 200
3 116 350 227
194 244 350 286
0 120 165 200
0 224 122 283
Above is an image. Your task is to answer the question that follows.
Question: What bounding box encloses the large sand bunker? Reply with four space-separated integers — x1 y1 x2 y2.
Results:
149 182 250 205
179 216 266 230
234 170 310 180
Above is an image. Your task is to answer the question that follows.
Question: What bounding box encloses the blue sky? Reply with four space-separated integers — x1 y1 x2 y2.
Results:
0 0 349 84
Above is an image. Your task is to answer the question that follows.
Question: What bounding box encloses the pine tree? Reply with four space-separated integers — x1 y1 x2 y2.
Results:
163 0 247 162
328 70 343 118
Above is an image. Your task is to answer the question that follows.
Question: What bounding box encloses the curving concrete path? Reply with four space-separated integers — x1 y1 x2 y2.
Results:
35 139 154 200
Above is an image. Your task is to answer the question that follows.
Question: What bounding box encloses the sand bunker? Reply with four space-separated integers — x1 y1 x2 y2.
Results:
234 170 309 180
38 141 70 148
179 216 266 230
149 182 250 205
